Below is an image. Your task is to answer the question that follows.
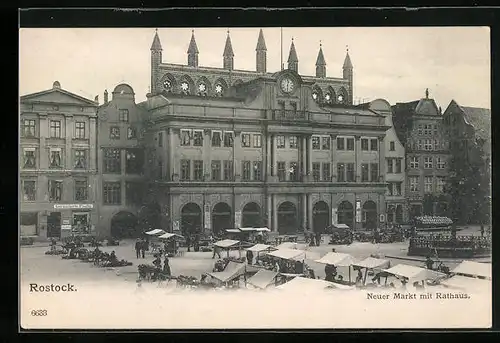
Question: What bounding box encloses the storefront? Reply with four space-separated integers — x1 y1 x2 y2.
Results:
52 203 97 237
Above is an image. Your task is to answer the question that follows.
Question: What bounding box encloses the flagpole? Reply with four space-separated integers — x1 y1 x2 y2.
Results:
280 27 284 70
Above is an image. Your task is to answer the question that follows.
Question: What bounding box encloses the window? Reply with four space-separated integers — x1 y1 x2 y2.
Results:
212 131 222 147
49 180 63 202
276 135 285 148
424 124 432 135
387 158 394 174
103 148 121 173
110 126 120 139
346 163 355 182
409 156 419 169
50 120 61 138
409 177 419 192
361 164 369 182
433 124 438 136
125 149 143 174
289 162 298 181
211 160 221 181
417 124 423 135
322 137 330 150
119 109 129 122
74 149 87 169
424 157 433 169
424 139 433 151
22 180 36 201
433 139 439 151
158 132 163 147
346 138 354 151
75 122 85 139
370 163 379 182
337 137 345 150
436 177 445 192
390 141 395 151
75 179 88 201
370 139 378 151
126 182 143 206
193 160 203 181
49 148 62 168
253 134 262 148
312 136 320 150
387 182 394 196
253 161 262 181
223 160 233 181
158 160 163 179
103 182 121 205
241 133 251 148
337 163 345 182
417 140 423 150
312 163 321 181
180 129 191 146
127 127 137 139
361 138 369 151
242 161 251 181
424 176 433 193
289 136 298 149
23 148 36 169
395 182 402 196
22 119 36 137
180 160 190 180
223 131 234 148
277 162 286 181
322 163 331 181
437 157 446 169
395 159 402 173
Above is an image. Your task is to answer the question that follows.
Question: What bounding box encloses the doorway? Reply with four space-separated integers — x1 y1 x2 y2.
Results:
47 212 62 238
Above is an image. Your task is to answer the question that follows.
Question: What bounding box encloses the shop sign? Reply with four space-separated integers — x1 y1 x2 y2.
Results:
61 225 72 230
53 204 94 210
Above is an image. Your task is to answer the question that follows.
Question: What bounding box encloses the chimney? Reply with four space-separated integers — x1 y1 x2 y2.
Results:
94 95 99 104
104 89 109 104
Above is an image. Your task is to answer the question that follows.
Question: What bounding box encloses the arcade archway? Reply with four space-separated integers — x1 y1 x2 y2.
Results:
277 202 298 234
312 201 330 233
181 203 202 235
337 201 354 229
111 211 139 239
212 202 232 235
241 202 262 228
363 201 377 229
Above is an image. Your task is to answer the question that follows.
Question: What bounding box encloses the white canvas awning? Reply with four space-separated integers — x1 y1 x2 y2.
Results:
266 248 306 261
275 242 308 250
214 239 241 249
207 262 247 283
247 269 278 289
277 277 353 291
451 261 492 279
440 275 492 292
352 257 390 270
315 252 356 267
145 229 165 235
247 244 276 253
331 223 350 229
255 227 270 232
158 232 184 240
226 229 241 233
383 264 445 283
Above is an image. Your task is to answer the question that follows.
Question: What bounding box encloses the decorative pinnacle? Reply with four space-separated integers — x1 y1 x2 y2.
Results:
320 40 322 47
346 44 349 53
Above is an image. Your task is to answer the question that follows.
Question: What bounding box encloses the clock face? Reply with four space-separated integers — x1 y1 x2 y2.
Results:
215 84 223 94
198 83 206 92
181 82 189 91
281 78 294 93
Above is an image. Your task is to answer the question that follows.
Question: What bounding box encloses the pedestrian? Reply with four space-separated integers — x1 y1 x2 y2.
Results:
315 231 321 246
246 249 254 265
140 239 146 258
186 234 191 252
163 257 171 277
135 239 141 259
480 224 485 237
212 244 221 259
425 255 434 270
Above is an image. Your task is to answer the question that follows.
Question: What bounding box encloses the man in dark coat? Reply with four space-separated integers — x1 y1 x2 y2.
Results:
246 249 254 265
135 239 141 259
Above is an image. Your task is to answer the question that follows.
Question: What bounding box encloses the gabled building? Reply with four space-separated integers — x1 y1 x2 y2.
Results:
20 81 98 239
392 89 450 219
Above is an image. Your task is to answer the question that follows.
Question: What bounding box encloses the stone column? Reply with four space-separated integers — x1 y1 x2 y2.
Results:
378 136 386 182
265 134 271 179
330 134 337 182
267 194 272 229
273 196 278 232
302 193 307 228
65 114 73 169
301 135 307 179
355 135 361 182
234 130 241 181
308 135 313 176
89 117 97 171
203 129 211 181
271 134 277 177
169 128 176 181
308 194 314 230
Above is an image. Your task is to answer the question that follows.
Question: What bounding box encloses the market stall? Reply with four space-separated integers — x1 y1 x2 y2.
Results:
213 239 245 258
314 252 357 283
145 229 166 236
158 232 185 257
206 261 247 287
440 275 492 292
277 276 354 291
382 264 446 288
451 260 492 280
352 257 391 286
246 269 279 290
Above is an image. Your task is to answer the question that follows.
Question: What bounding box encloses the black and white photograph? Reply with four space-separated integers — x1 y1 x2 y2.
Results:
19 25 491 329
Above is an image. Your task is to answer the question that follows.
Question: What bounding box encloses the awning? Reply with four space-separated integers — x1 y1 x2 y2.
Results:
383 264 445 282
277 277 353 291
352 257 390 270
247 244 276 253
207 262 247 283
314 252 356 267
246 269 278 289
266 248 306 261
275 242 308 250
331 223 350 229
158 232 184 240
255 227 270 232
145 229 165 235
214 239 241 248
225 229 241 233
440 275 492 292
451 261 492 279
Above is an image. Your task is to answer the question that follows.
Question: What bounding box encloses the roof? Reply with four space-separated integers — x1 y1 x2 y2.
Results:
145 229 165 235
158 233 184 240
246 269 278 289
414 98 440 116
256 29 267 51
440 275 491 292
451 261 491 279
315 46 326 66
187 31 199 54
247 244 276 253
287 40 298 63
266 248 306 261
315 252 356 267
20 83 98 107
214 239 240 248
343 52 353 69
207 261 246 283
459 105 491 142
223 33 234 57
383 264 445 282
150 30 162 51
352 257 390 270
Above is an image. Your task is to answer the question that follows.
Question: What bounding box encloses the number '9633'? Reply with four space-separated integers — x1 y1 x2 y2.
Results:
30 309 48 316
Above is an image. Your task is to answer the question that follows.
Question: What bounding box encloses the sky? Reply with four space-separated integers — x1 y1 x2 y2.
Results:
19 27 490 109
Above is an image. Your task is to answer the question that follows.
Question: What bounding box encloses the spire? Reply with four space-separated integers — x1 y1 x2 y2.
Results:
343 46 353 69
425 88 429 99
187 29 199 54
150 29 162 51
287 38 298 63
223 30 234 57
256 28 267 51
315 41 326 66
